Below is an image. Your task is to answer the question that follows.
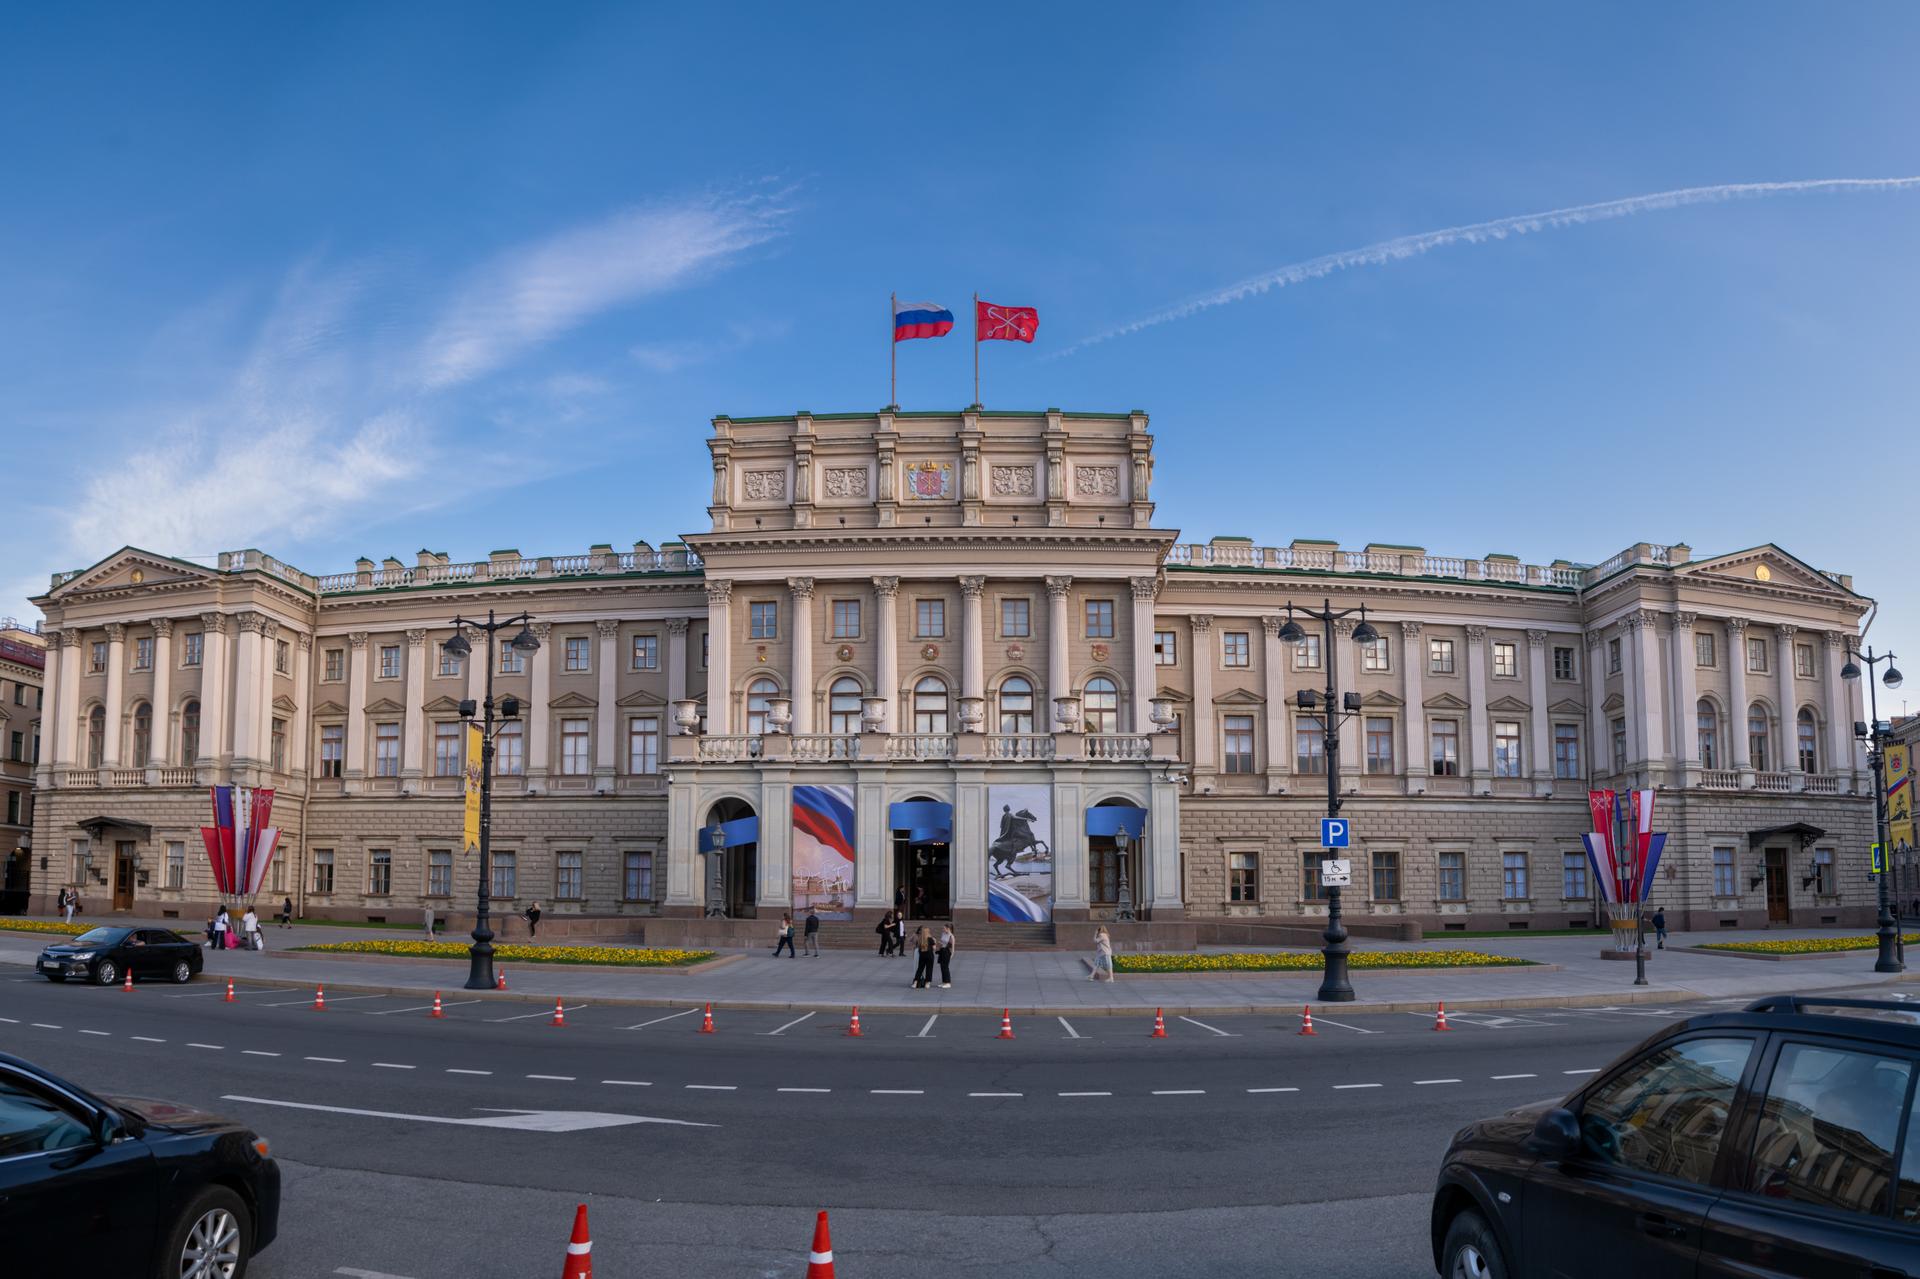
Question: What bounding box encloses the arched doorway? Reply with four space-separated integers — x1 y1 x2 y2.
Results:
891 794 951 919
703 798 758 919
1088 797 1147 920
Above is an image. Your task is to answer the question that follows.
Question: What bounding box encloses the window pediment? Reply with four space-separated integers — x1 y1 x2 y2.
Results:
616 689 666 708
1485 694 1530 714
363 696 405 715
1423 692 1470 711
1548 698 1587 717
1213 688 1266 707
1361 690 1404 708
549 691 597 710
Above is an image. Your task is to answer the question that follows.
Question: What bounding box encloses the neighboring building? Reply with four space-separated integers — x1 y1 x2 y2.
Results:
0 618 45 913
25 409 1881 940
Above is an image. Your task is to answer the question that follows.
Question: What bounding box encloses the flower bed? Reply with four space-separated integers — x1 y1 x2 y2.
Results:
0 920 91 937
1114 949 1535 973
295 939 714 967
1697 934 1920 956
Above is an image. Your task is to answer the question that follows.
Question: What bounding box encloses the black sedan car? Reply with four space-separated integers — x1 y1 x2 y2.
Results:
36 925 205 986
1432 995 1919 1279
0 1051 280 1276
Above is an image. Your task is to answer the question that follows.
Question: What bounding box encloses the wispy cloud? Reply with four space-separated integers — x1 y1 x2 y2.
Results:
630 320 790 373
1052 177 1920 357
417 191 792 388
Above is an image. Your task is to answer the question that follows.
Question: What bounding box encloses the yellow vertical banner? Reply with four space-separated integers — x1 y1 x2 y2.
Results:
1887 741 1913 850
464 724 484 853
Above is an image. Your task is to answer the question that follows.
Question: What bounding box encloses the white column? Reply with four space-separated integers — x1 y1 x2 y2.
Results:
1130 576 1158 734
1619 617 1643 777
1585 629 1608 777
1333 619 1361 772
704 581 733 735
790 577 816 734
1776 624 1800 780
1400 621 1424 790
401 629 426 779
1671 612 1699 779
1526 629 1551 792
37 633 63 784
1046 575 1072 729
206 615 233 766
102 623 126 768
344 632 367 786
872 577 899 733
1726 617 1752 782
149 619 173 769
1464 624 1490 783
1264 616 1291 790
230 615 261 768
1823 630 1852 783
258 618 279 776
290 633 311 775
527 622 552 778
666 619 689 726
465 630 486 706
59 629 84 768
595 619 618 780
1189 614 1215 773
1633 612 1666 780
958 576 985 722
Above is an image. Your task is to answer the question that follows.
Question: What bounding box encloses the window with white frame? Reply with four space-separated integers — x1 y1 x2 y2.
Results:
1553 646 1576 681
1229 851 1258 902
1813 847 1834 895
1222 631 1250 667
1492 641 1517 678
745 679 777 735
1493 721 1523 777
180 700 200 764
312 848 334 894
183 632 203 667
70 839 87 889
561 718 591 774
90 641 106 672
1361 636 1390 672
631 634 659 670
1437 851 1465 901
1554 724 1581 780
165 841 185 890
500 642 524 674
1153 630 1176 664
555 851 583 900
1372 850 1400 901
1293 634 1321 669
628 716 659 774
491 850 516 899
831 601 860 640
913 677 949 733
1562 851 1589 900
915 599 944 638
86 706 104 768
1502 851 1530 900
829 679 862 735
496 721 523 775
323 648 343 681
1000 598 1029 638
1295 716 1326 774
1365 717 1394 774
270 717 286 772
131 703 152 767
1085 599 1115 638
374 723 400 776
271 858 286 893
1608 638 1621 673
368 848 392 896
1747 637 1768 672
428 849 452 897
1794 643 1814 679
438 643 462 677
1301 852 1326 902
998 677 1034 734
1222 715 1255 773
1695 631 1715 667
433 723 462 776
1713 847 1737 897
1429 638 1455 674
133 636 153 670
1796 709 1818 773
1084 677 1119 734
564 636 590 671
749 602 778 640
379 645 400 679
624 851 653 902
275 639 289 673
1748 703 1770 772
1430 719 1459 776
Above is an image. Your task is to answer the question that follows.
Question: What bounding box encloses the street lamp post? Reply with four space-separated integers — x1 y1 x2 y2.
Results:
1278 598 1380 1003
1114 826 1137 923
443 609 540 991
702 820 727 918
1842 644 1904 974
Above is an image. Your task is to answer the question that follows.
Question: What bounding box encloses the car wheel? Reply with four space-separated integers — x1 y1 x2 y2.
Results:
171 960 193 984
1441 1209 1507 1279
93 959 118 987
157 1185 252 1279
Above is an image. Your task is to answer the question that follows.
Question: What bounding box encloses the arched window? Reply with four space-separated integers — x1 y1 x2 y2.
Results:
130 703 152 767
745 678 778 736
1796 708 1818 773
828 677 862 735
999 677 1034 734
913 676 949 734
180 700 200 764
1084 676 1119 734
1696 699 1718 770
1748 703 1770 772
86 706 105 769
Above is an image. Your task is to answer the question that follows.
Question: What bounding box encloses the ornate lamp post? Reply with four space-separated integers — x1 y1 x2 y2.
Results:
1113 825 1137 923
702 819 727 918
1842 644 1904 973
1277 598 1379 1003
442 610 539 991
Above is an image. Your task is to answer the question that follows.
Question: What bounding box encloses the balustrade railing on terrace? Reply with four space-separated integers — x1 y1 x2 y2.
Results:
790 734 858 762
1803 774 1841 795
310 547 702 595
885 734 954 761
1085 734 1154 761
696 735 762 763
1162 543 1582 588
1700 769 1739 791
63 770 98 788
986 734 1055 760
158 766 199 787
1754 772 1791 793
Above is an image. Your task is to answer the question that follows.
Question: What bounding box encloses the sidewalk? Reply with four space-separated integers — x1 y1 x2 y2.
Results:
2 916 1911 1016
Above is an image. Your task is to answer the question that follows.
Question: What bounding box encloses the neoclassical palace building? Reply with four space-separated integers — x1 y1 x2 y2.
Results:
25 409 1881 944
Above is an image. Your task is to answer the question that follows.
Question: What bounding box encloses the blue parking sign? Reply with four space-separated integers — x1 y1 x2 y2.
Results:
1321 818 1350 848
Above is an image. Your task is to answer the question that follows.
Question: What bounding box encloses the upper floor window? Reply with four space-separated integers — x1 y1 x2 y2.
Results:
631 634 659 670
913 677 949 734
275 639 289 673
500 642 524 675
1222 631 1250 668
831 600 861 640
915 599 944 639
438 643 462 677
323 648 344 681
1608 638 1621 674
1429 639 1455 674
1083 677 1119 734
180 701 200 763
1000 599 1030 638
561 717 591 774
90 641 107 673
745 678 778 736
1361 636 1389 672
86 705 105 768
378 645 400 679
130 703 152 767
829 678 863 735
1222 714 1255 773
1695 631 1715 667
750 601 779 640
1611 717 1627 772
1748 703 1771 771
564 636 590 672
1492 641 1517 678
1493 720 1523 778
1295 716 1326 774
496 721 523 776
373 722 400 776
433 722 462 776
270 717 286 772
1553 646 1576 681
1365 716 1394 774
998 677 1034 734
1430 719 1459 776
1085 600 1115 639
1553 723 1581 779
628 716 660 775
1697 700 1719 770
182 632 203 667
133 637 153 671
1153 630 1176 665
1746 637 1768 673
319 724 344 778
1293 634 1321 670
1796 708 1818 773
1794 643 1815 679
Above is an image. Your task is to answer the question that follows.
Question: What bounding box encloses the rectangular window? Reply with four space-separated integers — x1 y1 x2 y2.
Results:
1612 717 1627 772
831 601 860 640
4 791 14 825
500 642 524 674
312 848 334 894
1813 847 1834 896
491 850 516 899
1502 851 1530 899
1229 851 1259 902
1492 641 1517 678
1295 717 1326 774
561 718 591 775
1553 724 1581 780
1608 638 1621 674
1000 599 1030 638
9 731 22 763
564 636 590 671
1222 715 1255 774
631 634 659 670
750 601 778 640
90 641 107 672
428 849 452 897
71 839 87 890
1361 636 1389 672
183 632 203 667
1747 637 1768 672
1553 646 1575 681
1371 850 1400 902
1562 851 1589 900
1222 631 1250 667
1695 631 1715 667
623 851 653 902
701 631 708 668
368 848 392 896
374 723 400 777
555 851 583 900
271 858 286 893
433 722 462 776
628 716 659 775
1153 630 1176 664
1794 643 1814 678
1293 634 1321 669
1429 639 1455 674
1301 852 1326 902
915 599 944 638
1430 720 1460 776
438 643 462 677
1437 851 1465 902
133 637 153 670
270 718 286 772
323 648 343 681
496 723 523 776
1085 599 1115 638
1365 717 1395 774
1713 847 1737 898
379 645 400 679
1493 720 1523 778
165 840 186 890
275 639 289 673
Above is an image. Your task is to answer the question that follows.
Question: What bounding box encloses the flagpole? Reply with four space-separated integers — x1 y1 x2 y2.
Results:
972 291 980 408
889 292 896 409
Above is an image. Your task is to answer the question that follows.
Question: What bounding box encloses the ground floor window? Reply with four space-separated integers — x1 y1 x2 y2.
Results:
428 849 452 897
1437 851 1465 902
1229 851 1258 902
70 840 88 890
491 850 517 900
1371 850 1399 902
1813 847 1834 896
1562 851 1588 900
312 848 334 895
624 851 653 902
1301 852 1326 902
1713 847 1737 897
1502 851 1529 900
165 841 185 890
556 851 583 900
368 848 392 896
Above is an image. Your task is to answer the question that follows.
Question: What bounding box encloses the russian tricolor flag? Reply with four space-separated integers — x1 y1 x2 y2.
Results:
893 299 954 341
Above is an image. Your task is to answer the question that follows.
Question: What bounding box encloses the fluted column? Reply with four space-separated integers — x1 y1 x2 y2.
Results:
290 633 311 775
1046 575 1072 729
790 577 817 734
1823 631 1852 785
1671 612 1699 784
1726 617 1752 785
595 619 618 781
59 629 84 770
1464 624 1490 784
344 632 367 789
232 615 264 769
102 623 126 768
1130 576 1158 734
527 621 552 779
1632 611 1665 783
1585 628 1607 777
958 576 985 726
1776 624 1800 782
149 620 173 770
1526 629 1551 793
1619 617 1643 780
666 618 689 726
401 629 427 779
1400 621 1424 792
257 618 279 777
704 581 733 734
1189 614 1215 773
1333 618 1361 774
1263 615 1290 791
37 632 63 785
872 577 899 733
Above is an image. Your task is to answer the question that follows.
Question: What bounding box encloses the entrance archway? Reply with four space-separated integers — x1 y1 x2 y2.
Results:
1088 797 1147 920
891 794 951 919
703 798 758 919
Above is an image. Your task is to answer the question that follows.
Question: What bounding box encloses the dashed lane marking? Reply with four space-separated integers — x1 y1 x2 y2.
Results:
490 1003 588 1023
1415 1079 1462 1086
1153 1089 1205 1096
132 1036 166 1043
625 1007 698 1031
913 1014 938 1038
30 1023 61 1029
528 1074 575 1081
0 1016 16 1023
1059 1091 1112 1097
242 1050 281 1058
779 1087 830 1093
763 1012 816 1036
685 1084 736 1091
1333 1083 1382 1090
1492 1074 1538 1080
1247 1087 1300 1094
1177 1016 1239 1037
188 1043 224 1050
79 1029 109 1036
970 1092 1022 1098
1057 1016 1084 1039
871 1089 924 1095
336 1268 420 1278
372 1063 416 1070
1563 1068 1601 1075
446 1068 490 1075
305 1056 346 1063
602 1080 651 1087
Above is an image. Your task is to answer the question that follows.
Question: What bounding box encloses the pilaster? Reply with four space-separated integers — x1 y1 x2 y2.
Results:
1189 614 1215 775
102 622 126 768
149 619 173 771
527 621 553 781
705 580 733 735
1399 620 1425 795
1046 575 1073 729
1726 617 1753 786
872 577 899 734
344 631 368 791
1526 628 1552 794
401 628 427 780
789 577 816 734
595 618 619 783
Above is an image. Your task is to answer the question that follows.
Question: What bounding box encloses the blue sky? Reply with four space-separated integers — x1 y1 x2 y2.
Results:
3 4 1915 707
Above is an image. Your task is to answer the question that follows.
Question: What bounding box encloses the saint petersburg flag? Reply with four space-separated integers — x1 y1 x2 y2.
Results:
893 299 954 341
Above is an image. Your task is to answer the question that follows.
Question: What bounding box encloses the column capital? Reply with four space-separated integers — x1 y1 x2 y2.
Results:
1464 624 1487 641
1044 575 1073 599
1725 616 1750 635
957 575 985 599
405 628 428 648
259 617 280 642
347 630 368 650
236 613 270 637
1129 575 1159 602
104 622 127 642
529 621 553 640
1776 623 1798 639
1263 615 1285 638
1674 611 1698 627
296 632 313 652
871 575 900 599
151 617 175 638
1398 619 1424 638
1621 610 1654 631
199 611 229 635
666 617 690 636
1188 613 1213 633
787 576 817 600
704 579 734 606
1335 618 1358 638
61 627 85 650
595 618 620 638
1525 628 1550 646
1822 629 1849 652
1584 628 1604 649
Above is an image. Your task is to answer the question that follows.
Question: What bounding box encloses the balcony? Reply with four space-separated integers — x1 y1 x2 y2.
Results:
790 734 859 763
885 734 954 762
1754 772 1791 794
1700 769 1739 791
695 735 763 763
1085 734 1154 762
1803 774 1841 796
986 734 1055 761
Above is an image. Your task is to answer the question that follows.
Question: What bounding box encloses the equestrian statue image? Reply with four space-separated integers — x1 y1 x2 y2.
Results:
988 804 1050 880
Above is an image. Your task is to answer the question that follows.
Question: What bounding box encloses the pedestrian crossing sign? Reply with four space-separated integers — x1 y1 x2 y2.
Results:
1871 843 1885 875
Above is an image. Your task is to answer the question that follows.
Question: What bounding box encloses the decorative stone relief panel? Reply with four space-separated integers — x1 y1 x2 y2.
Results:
990 464 1036 496
822 467 869 499
742 470 787 502
1075 465 1120 497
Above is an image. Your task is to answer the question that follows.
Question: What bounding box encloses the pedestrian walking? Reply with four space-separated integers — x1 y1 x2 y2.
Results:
278 896 294 928
242 907 262 951
422 904 436 939
773 913 797 958
910 926 936 989
58 885 75 924
1090 925 1115 981
936 923 954 988
875 909 896 956
894 911 907 958
1651 908 1668 950
803 907 821 957
522 901 542 938
212 907 230 951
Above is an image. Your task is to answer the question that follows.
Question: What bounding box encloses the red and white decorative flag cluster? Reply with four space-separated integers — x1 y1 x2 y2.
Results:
201 785 280 901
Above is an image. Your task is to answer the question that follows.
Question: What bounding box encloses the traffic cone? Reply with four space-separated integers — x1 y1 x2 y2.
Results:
1150 1008 1167 1038
996 1009 1015 1039
560 1203 593 1279
312 984 326 1011
847 1006 863 1037
551 998 567 1028
496 969 507 991
1433 1002 1450 1032
430 991 445 1019
1298 1005 1316 1036
122 965 134 993
698 1003 715 1034
223 978 236 1004
805 1209 835 1279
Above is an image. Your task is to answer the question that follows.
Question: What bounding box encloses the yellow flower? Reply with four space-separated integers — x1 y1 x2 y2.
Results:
1699 934 1918 955
0 920 92 937
1113 949 1531 973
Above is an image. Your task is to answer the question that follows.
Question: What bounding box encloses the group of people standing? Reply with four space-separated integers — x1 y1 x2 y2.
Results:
772 908 822 957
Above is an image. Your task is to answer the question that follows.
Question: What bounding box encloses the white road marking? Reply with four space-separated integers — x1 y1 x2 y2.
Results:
1492 1074 1538 1080
30 1023 61 1029
764 1012 816 1036
373 1063 416 1070
263 993 385 1007
242 1050 281 1058
1333 1083 1382 1090
79 1029 110 1036
625 1007 698 1030
446 1068 491 1075
914 1014 938 1038
1177 1016 1238 1037
188 1042 224 1050
1563 1068 1601 1075
336 1268 420 1278
1416 1079 1462 1086
1153 1089 1205 1096
0 1016 16 1023
132 1035 166 1043
685 1084 736 1091
490 1003 587 1023
871 1089 923 1095
970 1092 1023 1098
528 1074 575 1081
305 1056 346 1063
779 1087 831 1093
1057 1016 1084 1038
1305 1016 1379 1034
221 1096 716 1130
601 1080 651 1087
372 1000 481 1016
1059 1091 1112 1097
1247 1087 1300 1094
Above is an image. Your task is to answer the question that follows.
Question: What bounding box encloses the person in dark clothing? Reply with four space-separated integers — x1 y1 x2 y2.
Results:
1651 908 1668 949
278 896 294 928
936 924 954 988
773 913 797 958
910 926 936 989
802 907 821 957
875 909 896 956
522 902 542 938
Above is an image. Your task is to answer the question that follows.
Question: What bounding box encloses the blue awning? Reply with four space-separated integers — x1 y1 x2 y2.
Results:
889 800 952 844
1086 805 1147 838
699 816 760 851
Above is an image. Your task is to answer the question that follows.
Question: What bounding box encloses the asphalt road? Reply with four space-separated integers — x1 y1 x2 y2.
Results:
0 972 1844 1278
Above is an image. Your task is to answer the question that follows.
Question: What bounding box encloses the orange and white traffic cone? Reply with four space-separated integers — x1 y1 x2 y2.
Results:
312 984 327 1011
122 965 134 993
698 1003 715 1034
1298 1005 1317 1036
805 1209 835 1279
223 978 236 1003
496 969 507 991
430 991 445 1019
1433 1002 1450 1032
551 998 567 1028
847 1006 863 1037
1150 1008 1168 1038
996 1009 1015 1040
560 1203 593 1279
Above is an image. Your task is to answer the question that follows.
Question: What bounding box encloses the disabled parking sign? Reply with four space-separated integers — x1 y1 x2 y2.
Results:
1321 817 1349 848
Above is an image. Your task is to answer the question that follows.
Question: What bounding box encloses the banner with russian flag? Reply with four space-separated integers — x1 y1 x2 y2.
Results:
792 785 855 920
893 299 954 341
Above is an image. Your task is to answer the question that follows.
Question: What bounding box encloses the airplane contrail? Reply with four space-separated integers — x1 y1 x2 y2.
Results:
1048 177 1920 357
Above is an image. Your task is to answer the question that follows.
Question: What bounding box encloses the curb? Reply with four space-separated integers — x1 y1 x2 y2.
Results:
264 949 746 976
1081 957 1564 979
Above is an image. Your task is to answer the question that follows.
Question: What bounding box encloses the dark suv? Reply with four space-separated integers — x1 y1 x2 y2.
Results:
1432 996 1918 1279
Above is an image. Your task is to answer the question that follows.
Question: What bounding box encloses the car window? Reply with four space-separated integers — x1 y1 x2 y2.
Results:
1746 1041 1913 1219
70 927 125 946
1578 1036 1753 1187
137 930 172 945
1898 1093 1920 1224
0 1076 92 1159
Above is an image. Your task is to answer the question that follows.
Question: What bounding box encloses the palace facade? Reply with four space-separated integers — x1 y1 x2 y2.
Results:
25 409 1881 944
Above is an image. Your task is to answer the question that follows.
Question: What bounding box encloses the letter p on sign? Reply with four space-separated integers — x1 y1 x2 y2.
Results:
1321 818 1349 848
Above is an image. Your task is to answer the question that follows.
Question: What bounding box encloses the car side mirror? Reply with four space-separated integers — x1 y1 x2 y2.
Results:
1526 1107 1580 1158
94 1109 125 1145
